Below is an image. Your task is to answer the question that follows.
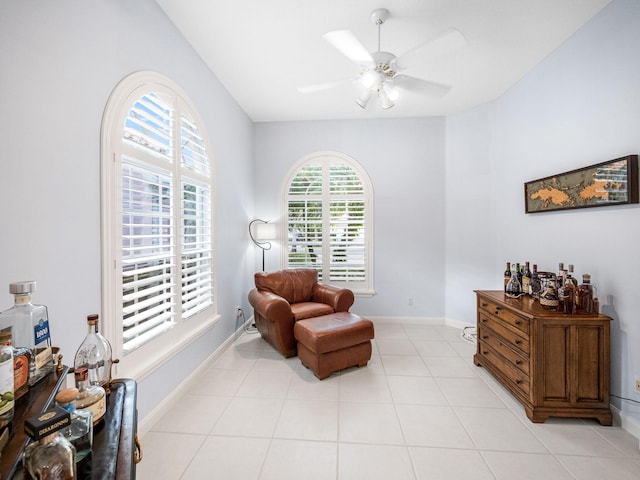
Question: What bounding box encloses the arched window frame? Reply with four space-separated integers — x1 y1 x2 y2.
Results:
282 151 374 296
101 71 218 381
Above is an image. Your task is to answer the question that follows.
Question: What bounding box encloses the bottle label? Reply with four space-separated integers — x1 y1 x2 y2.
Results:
34 347 53 370
14 353 29 392
33 318 51 345
0 356 15 416
85 395 106 424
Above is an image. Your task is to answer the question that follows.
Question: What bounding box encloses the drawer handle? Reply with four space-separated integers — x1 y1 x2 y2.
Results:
514 319 521 325
481 302 488 307
482 335 488 340
515 360 522 366
482 351 488 355
515 379 522 385
481 318 487 323
494 310 500 315
515 339 522 345
134 433 143 464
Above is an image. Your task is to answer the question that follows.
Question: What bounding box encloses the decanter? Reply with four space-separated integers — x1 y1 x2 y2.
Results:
74 314 112 391
74 367 106 426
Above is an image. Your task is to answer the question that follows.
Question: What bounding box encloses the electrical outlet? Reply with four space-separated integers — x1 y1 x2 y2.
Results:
635 378 640 394
236 306 243 318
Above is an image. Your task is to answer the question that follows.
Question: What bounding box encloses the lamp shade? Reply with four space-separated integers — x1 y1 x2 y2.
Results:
255 222 277 241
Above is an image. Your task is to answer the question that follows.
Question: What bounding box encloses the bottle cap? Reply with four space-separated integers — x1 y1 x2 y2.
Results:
55 388 79 406
9 281 36 295
87 314 99 326
75 367 89 382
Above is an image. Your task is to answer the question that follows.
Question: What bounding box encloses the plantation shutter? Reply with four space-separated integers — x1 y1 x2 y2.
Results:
119 91 212 353
286 155 370 290
329 164 366 282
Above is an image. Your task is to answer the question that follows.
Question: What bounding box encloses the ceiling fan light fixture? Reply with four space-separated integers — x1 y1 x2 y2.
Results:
383 81 400 102
361 69 379 90
356 89 372 108
379 89 395 110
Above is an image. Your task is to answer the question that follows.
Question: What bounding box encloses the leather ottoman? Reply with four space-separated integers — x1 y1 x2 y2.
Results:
294 312 375 380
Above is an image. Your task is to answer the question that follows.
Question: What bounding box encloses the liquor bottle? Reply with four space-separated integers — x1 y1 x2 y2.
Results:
74 314 112 391
74 367 106 426
505 265 522 297
557 270 567 312
0 281 54 385
562 271 576 314
0 331 14 429
577 274 594 314
522 262 532 295
503 262 511 293
23 406 76 480
556 263 565 291
515 263 523 287
55 387 93 473
530 264 542 300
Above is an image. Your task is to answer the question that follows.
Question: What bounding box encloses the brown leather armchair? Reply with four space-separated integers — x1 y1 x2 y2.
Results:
248 269 355 357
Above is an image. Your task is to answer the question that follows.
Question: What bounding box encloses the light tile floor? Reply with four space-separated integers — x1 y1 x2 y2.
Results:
138 323 640 479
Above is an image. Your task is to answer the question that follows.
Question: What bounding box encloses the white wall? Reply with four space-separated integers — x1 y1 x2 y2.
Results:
0 0 255 420
445 0 640 428
253 117 447 318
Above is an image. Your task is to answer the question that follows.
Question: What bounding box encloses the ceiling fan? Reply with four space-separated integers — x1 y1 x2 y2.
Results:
298 8 465 110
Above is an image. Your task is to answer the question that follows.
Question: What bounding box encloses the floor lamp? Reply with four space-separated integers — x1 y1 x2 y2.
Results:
249 219 276 271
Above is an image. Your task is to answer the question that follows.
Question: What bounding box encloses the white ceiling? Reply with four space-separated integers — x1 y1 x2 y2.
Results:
155 0 612 123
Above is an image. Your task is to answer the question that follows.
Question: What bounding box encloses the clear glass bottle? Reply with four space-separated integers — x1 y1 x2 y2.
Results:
55 387 93 471
505 265 522 297
74 314 112 391
0 331 15 429
23 406 76 480
74 367 106 426
0 281 54 385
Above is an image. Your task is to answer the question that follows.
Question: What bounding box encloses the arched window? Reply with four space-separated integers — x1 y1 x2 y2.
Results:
101 71 217 379
284 151 374 295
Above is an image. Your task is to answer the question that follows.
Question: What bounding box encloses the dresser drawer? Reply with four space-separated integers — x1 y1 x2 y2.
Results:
478 312 530 355
478 342 530 397
478 298 529 336
479 325 529 375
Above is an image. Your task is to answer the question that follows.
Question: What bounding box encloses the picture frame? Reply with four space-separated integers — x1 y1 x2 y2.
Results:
524 155 638 213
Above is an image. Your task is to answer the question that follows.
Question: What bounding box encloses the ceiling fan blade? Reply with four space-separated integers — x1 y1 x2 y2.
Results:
396 27 465 70
297 78 353 94
323 30 374 64
394 74 451 98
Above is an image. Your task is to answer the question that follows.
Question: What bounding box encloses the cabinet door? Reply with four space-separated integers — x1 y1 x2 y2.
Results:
537 321 609 406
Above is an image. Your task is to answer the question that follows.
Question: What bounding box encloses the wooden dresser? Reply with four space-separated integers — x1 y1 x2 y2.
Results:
473 290 612 425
